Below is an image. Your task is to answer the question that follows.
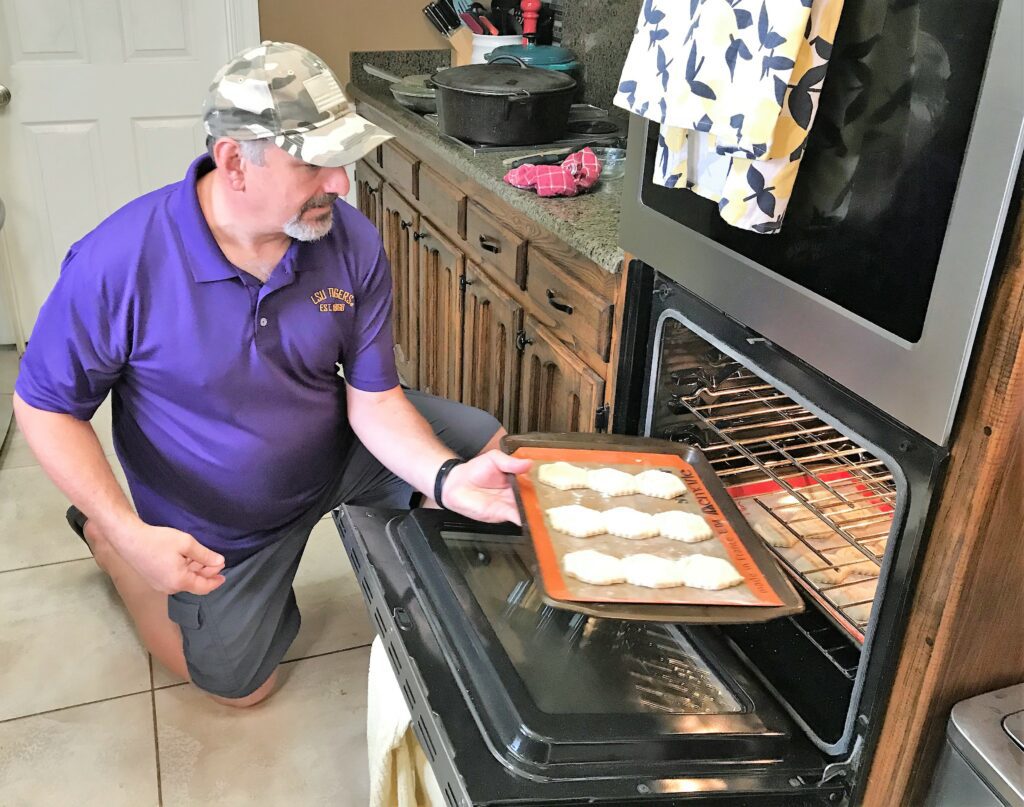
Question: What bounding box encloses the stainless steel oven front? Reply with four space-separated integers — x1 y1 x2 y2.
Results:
618 0 1023 447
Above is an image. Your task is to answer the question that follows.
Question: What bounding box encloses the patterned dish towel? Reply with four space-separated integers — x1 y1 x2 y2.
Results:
615 0 845 233
503 147 602 197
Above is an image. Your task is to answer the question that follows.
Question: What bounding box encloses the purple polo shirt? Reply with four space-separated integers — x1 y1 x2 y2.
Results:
16 155 399 564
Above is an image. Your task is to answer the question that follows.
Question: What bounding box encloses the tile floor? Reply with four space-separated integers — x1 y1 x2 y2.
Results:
0 382 376 806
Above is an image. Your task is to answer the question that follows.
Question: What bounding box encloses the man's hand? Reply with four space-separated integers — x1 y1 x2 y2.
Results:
108 522 226 595
440 450 533 524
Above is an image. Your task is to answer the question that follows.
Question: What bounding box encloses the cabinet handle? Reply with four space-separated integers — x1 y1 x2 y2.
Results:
413 231 429 242
459 275 473 291
479 235 502 254
515 330 533 352
546 289 574 315
400 219 412 230
367 186 377 196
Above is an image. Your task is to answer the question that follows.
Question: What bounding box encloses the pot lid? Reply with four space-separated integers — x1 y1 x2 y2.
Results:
486 44 578 67
431 63 576 96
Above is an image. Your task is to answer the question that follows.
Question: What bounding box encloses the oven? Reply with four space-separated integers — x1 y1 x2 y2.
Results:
603 0 1022 801
618 0 1023 448
334 1 1022 804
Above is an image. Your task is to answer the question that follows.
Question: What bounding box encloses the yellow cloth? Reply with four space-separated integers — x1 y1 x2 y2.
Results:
615 0 846 233
367 636 445 807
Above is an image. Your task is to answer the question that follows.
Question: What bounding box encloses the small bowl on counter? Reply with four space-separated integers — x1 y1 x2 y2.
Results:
591 147 626 181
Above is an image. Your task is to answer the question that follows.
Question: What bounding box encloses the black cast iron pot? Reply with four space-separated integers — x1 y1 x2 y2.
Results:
430 57 577 146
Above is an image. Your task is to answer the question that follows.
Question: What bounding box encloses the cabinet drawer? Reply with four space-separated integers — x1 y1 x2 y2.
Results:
526 250 614 362
418 164 465 241
380 140 419 198
465 201 526 288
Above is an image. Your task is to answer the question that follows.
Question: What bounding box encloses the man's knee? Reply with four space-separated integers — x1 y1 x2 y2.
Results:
479 425 506 455
205 668 279 708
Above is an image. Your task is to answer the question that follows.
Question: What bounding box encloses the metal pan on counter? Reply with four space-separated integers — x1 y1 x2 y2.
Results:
502 432 804 623
430 56 577 145
362 63 437 114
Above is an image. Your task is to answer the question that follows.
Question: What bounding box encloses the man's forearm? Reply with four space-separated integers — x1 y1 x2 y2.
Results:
346 386 457 498
12 393 144 545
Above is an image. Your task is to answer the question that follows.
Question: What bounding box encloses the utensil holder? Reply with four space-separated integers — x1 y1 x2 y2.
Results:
449 27 476 66
470 33 522 64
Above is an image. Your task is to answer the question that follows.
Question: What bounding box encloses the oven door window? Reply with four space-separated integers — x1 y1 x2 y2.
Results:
442 530 742 716
639 0 1000 343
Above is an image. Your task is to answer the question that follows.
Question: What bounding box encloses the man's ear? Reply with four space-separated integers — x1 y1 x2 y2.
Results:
212 138 246 191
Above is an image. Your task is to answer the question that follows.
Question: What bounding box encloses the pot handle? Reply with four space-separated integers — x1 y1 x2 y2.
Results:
503 88 532 120
487 54 529 68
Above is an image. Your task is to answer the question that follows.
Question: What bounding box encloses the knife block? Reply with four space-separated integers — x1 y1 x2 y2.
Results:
449 27 474 66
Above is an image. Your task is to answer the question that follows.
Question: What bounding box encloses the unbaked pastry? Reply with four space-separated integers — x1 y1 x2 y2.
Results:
635 469 686 499
654 511 714 543
678 554 744 590
603 507 660 540
546 505 606 538
537 461 589 491
586 467 638 496
563 549 625 585
621 554 688 588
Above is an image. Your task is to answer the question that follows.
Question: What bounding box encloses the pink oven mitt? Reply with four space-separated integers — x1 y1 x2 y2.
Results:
503 147 602 197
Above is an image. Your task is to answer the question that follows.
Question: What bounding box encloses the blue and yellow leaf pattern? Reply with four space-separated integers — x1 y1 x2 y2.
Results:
614 0 846 234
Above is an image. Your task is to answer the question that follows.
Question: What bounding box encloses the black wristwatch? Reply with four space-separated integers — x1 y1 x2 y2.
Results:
433 457 466 509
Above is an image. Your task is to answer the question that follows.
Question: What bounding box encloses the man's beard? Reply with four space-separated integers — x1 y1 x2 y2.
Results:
284 193 339 242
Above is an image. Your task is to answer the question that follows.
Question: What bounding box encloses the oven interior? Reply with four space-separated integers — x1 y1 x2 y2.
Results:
618 265 948 763
650 318 892 645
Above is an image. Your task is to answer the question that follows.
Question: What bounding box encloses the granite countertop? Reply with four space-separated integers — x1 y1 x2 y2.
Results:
348 62 626 274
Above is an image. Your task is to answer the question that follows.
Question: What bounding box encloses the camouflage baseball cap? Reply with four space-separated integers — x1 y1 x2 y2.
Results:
202 41 394 167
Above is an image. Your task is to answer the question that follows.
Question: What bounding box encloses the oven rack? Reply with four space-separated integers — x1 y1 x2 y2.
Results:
663 363 896 640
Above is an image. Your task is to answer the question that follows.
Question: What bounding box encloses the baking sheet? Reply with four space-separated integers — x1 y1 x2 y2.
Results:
515 449 783 608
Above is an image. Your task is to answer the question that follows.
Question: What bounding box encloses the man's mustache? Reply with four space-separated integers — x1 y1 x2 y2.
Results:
301 193 338 214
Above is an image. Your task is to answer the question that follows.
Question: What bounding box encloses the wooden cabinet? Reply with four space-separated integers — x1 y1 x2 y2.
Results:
381 184 420 388
418 164 465 244
417 218 464 401
380 140 419 199
461 262 521 432
465 201 527 288
518 315 607 434
354 160 383 231
526 248 615 365
358 126 619 435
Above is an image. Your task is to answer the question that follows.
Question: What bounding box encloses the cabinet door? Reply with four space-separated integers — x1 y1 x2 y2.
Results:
381 184 419 388
461 262 521 432
519 315 606 434
354 160 383 232
417 219 464 401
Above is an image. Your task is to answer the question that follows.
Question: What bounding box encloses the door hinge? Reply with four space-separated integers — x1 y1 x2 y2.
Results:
595 403 610 432
818 734 864 787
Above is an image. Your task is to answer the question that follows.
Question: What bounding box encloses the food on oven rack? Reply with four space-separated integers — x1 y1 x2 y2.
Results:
654 510 714 543
603 507 660 540
563 549 626 585
585 467 638 496
634 469 687 499
537 461 589 491
752 520 796 548
545 504 606 537
779 543 875 585
678 554 745 591
622 554 690 588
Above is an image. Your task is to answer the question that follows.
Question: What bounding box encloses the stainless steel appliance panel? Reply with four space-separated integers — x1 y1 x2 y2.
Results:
619 0 1024 446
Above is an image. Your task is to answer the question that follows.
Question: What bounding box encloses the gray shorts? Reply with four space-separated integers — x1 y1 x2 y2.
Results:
166 389 500 699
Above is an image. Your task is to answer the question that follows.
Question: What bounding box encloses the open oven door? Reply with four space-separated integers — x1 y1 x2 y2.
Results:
336 505 847 806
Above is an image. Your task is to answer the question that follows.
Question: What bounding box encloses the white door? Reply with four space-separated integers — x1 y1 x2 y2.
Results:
0 0 260 346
